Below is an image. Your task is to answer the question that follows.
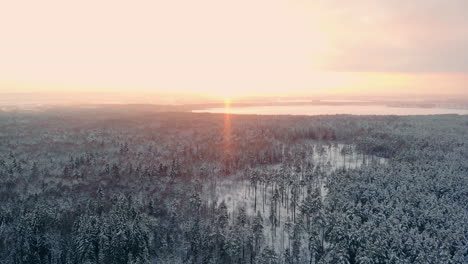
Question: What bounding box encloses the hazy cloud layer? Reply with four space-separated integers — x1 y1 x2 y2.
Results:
311 0 468 72
0 0 467 96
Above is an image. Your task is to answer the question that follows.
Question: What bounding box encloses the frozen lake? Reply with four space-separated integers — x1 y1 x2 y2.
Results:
193 104 468 115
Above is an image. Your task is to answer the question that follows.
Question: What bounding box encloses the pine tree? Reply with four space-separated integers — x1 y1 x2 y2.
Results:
256 247 279 264
252 211 264 259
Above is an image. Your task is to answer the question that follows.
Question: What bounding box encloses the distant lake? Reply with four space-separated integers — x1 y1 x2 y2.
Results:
193 104 468 115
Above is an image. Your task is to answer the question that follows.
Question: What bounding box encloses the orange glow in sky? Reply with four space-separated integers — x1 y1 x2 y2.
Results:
0 0 467 101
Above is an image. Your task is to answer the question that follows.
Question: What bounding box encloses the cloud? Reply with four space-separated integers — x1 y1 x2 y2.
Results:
309 0 468 72
0 0 466 96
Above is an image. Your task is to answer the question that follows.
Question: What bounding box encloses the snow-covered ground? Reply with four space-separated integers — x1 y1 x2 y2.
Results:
204 143 385 251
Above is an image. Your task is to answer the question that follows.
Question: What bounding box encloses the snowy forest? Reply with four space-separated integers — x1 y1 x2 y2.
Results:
0 107 466 264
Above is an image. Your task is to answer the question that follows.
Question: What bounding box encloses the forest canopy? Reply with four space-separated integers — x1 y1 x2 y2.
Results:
0 107 467 264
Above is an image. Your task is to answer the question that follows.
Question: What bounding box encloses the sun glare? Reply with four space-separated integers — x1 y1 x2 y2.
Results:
224 97 231 114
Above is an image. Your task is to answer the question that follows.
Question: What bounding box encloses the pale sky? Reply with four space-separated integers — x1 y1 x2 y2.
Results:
0 0 467 100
